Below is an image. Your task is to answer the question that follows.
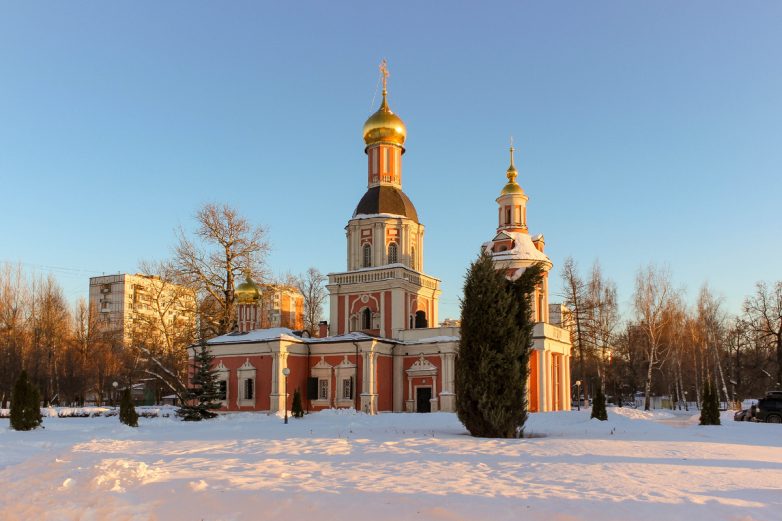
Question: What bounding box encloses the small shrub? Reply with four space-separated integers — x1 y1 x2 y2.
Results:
699 380 721 426
591 383 608 421
10 371 42 431
119 388 139 428
291 388 304 418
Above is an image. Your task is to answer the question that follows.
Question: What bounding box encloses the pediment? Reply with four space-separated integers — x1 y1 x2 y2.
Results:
313 356 333 370
406 354 438 375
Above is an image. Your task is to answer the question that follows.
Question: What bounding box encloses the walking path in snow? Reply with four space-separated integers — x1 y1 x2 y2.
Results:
1 407 780 521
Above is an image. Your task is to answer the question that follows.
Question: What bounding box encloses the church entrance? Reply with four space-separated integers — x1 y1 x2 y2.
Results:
416 387 432 413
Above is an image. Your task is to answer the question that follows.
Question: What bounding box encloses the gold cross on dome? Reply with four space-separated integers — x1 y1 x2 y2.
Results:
379 59 389 92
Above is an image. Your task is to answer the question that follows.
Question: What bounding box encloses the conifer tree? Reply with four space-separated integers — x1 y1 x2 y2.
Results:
10 370 42 431
456 252 543 438
178 342 221 421
699 379 721 425
508 263 545 432
119 388 139 427
291 388 304 418
591 381 608 421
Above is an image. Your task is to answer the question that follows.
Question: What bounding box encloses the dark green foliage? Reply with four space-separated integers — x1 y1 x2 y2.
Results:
591 382 608 421
177 342 222 421
119 388 138 427
9 370 42 431
291 388 304 418
455 251 543 438
699 379 721 426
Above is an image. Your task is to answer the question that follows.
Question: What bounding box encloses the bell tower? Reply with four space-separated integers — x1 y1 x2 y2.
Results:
484 142 552 323
327 62 441 338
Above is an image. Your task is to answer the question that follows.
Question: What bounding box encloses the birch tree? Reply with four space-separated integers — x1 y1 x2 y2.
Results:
633 264 676 411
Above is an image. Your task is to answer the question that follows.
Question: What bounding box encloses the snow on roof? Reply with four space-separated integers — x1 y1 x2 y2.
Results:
485 231 551 264
207 327 303 344
206 327 457 346
402 335 460 345
352 213 407 220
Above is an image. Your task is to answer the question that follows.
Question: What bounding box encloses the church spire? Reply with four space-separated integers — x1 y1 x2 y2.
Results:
497 140 528 233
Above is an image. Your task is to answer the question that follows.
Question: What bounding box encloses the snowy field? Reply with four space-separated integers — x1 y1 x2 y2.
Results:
1 407 781 521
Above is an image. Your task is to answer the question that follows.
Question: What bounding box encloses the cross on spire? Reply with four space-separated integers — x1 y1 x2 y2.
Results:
379 59 389 94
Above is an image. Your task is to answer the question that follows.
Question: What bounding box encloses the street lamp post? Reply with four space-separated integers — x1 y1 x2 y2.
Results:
282 367 291 424
575 380 582 411
112 381 118 407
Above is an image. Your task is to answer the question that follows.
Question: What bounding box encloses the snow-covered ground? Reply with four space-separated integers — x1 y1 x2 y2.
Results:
1 407 780 521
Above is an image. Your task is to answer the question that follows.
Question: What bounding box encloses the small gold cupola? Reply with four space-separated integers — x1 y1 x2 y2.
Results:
500 142 525 196
235 273 261 304
363 59 407 148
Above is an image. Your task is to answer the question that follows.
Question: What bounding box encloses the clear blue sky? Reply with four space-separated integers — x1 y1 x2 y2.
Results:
1 2 780 322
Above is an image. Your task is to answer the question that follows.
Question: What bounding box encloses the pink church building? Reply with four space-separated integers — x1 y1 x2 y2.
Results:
203 66 571 415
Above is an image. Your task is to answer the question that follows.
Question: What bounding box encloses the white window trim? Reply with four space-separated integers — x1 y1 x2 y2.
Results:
311 357 333 407
335 356 357 406
215 361 229 407
236 359 256 408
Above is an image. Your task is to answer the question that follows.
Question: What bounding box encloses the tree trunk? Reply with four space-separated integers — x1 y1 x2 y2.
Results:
644 346 655 410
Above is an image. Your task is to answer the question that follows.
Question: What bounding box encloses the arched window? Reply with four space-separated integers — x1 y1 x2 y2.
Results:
415 310 428 329
505 208 511 225
363 243 372 268
388 242 398 264
362 308 372 330
411 246 416 270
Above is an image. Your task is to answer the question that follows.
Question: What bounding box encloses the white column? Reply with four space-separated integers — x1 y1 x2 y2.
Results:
393 352 404 412
545 351 552 412
269 352 280 413
564 354 572 411
538 350 548 412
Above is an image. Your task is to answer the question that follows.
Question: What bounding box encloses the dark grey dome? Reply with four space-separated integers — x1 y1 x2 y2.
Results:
353 186 419 222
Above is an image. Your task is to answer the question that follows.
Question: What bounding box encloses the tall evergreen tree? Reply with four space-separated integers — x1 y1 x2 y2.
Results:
456 252 543 438
119 387 138 427
177 342 222 421
591 381 608 421
508 263 545 432
10 370 42 431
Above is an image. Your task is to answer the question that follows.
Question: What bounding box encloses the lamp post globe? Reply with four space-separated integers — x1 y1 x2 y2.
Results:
575 380 582 411
282 368 291 424
112 381 119 407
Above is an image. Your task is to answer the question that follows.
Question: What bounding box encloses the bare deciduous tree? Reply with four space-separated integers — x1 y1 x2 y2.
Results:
174 203 270 336
296 267 328 336
560 257 590 402
743 280 782 389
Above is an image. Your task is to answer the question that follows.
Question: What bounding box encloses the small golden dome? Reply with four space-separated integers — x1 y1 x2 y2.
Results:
500 144 525 196
235 274 261 304
363 91 406 147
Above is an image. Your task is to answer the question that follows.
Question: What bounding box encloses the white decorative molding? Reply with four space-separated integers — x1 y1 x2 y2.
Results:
313 356 333 370
406 354 438 376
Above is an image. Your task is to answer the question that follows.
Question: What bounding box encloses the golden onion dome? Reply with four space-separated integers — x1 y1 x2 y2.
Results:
363 90 407 147
235 274 261 304
500 144 525 196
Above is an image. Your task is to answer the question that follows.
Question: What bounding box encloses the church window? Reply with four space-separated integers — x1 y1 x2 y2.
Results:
388 242 398 264
363 244 372 268
362 308 372 330
244 378 254 400
342 377 353 400
318 378 329 400
218 380 227 401
505 208 511 226
411 246 416 270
